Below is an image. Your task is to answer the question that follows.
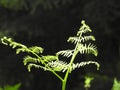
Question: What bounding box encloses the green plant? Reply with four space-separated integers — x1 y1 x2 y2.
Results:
112 78 120 90
1 20 99 90
0 83 21 90
84 76 94 90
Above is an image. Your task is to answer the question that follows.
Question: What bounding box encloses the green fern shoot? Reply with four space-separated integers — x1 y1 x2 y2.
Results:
1 20 100 90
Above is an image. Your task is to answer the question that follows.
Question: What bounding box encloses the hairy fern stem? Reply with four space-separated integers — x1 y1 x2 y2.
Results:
62 52 78 90
62 33 81 90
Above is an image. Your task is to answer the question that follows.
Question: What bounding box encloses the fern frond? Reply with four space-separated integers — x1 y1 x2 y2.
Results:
77 20 92 36
1 37 29 54
23 55 41 65
42 55 58 63
16 48 27 54
27 63 50 72
1 37 26 48
11 43 29 54
80 35 95 42
29 46 43 54
1 36 12 45
67 37 79 44
47 60 99 72
56 50 74 58
77 43 98 56
67 35 95 44
1 37 44 55
72 61 100 71
47 61 69 72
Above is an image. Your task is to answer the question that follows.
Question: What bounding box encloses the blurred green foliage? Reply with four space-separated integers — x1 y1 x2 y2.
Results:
0 83 21 90
112 78 120 90
84 76 94 90
0 0 26 10
0 0 73 11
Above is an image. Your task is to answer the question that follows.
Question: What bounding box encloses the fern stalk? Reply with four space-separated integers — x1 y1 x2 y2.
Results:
62 51 78 90
62 27 82 90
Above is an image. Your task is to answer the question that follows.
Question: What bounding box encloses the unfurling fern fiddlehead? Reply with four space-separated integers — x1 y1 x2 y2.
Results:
1 20 100 90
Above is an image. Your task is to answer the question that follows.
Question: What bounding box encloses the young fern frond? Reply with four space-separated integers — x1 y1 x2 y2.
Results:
29 46 43 54
81 35 96 42
77 20 92 36
16 48 28 54
1 37 57 69
26 55 58 72
23 55 40 65
67 35 95 44
47 61 69 72
1 36 14 45
72 61 100 71
24 55 58 66
77 43 98 56
27 63 50 72
1 37 30 54
42 55 58 63
56 50 74 58
1 37 44 54
67 37 79 44
47 60 99 73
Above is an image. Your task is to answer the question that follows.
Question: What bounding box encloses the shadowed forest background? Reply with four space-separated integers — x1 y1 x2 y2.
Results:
0 0 120 90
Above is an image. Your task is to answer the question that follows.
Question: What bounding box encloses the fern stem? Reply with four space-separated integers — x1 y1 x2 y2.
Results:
62 49 78 90
62 51 78 90
68 33 81 66
62 70 69 90
51 70 63 81
62 33 82 90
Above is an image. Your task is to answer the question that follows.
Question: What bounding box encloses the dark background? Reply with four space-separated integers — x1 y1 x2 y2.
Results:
0 0 120 90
